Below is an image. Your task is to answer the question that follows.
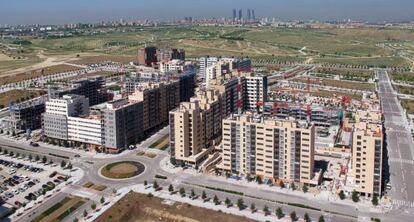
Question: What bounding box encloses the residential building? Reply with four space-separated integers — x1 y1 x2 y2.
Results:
170 89 223 166
199 56 219 80
351 112 383 197
129 81 180 133
159 59 185 73
218 113 316 185
138 46 158 66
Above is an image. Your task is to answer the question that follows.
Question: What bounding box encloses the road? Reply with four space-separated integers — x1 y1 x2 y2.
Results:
376 69 414 220
4 117 413 222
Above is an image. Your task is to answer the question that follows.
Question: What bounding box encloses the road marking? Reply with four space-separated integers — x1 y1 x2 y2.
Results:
392 199 414 208
388 158 414 165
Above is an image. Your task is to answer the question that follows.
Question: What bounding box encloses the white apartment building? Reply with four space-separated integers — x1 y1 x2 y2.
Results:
67 115 103 146
159 59 184 73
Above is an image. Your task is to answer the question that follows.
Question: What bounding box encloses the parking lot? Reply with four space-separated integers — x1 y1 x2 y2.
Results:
0 152 72 214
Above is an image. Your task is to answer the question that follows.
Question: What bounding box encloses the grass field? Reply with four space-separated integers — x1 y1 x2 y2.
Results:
101 161 143 179
83 181 107 191
1 26 413 74
0 90 44 108
149 135 170 150
401 99 414 114
390 72 414 84
394 84 414 95
32 196 86 222
294 77 375 91
95 192 256 222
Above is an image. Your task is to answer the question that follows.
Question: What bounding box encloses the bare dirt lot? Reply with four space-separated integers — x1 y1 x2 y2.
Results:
0 64 81 85
70 55 137 65
0 89 44 108
96 192 256 222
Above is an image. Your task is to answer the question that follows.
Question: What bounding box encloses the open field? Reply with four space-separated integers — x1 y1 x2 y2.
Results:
96 192 256 222
312 90 363 101
294 77 375 91
70 55 137 65
149 134 170 150
315 56 411 68
32 196 86 222
401 99 414 114
390 72 414 84
0 64 81 85
0 90 44 108
1 26 413 74
313 67 374 81
394 84 414 95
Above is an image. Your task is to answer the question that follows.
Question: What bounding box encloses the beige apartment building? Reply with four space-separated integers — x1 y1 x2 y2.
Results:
129 81 180 132
218 113 315 184
351 111 383 197
170 89 223 165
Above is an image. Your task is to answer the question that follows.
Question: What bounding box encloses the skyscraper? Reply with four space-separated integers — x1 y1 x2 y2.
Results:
247 9 251 21
232 9 237 21
238 9 242 21
252 9 256 20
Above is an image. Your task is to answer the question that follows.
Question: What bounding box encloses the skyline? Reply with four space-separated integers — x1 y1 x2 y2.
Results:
1 0 414 25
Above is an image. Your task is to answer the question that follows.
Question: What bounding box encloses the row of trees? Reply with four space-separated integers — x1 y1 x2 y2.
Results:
338 190 379 206
155 182 326 222
0 147 71 169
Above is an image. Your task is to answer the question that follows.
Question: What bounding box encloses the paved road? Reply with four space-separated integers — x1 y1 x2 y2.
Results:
377 70 414 218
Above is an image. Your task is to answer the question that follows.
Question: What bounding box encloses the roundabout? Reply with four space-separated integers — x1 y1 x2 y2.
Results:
100 161 145 179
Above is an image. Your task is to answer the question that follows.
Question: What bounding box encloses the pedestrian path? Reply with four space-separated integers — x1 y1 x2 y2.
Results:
392 199 414 208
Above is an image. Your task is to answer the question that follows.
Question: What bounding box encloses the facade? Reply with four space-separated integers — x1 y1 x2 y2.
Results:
219 113 315 184
351 112 383 197
199 57 219 80
138 46 158 66
159 59 185 73
48 76 107 106
129 81 181 133
170 89 223 166
2 97 46 133
43 95 90 141
243 75 267 111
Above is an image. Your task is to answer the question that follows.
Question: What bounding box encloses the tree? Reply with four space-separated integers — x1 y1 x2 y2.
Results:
304 212 311 222
256 176 262 184
351 190 360 203
190 189 195 198
202 191 207 199
291 182 296 191
73 218 79 222
100 196 105 204
225 197 232 208
83 210 88 217
372 194 379 206
237 198 244 210
91 202 96 210
276 207 284 219
42 156 47 163
263 205 270 216
302 184 309 193
28 154 32 160
168 184 174 193
338 190 345 200
250 203 256 213
61 160 66 168
153 181 159 189
319 215 325 222
213 195 220 205
144 180 148 186
290 211 297 221
179 187 185 197
67 163 72 169
35 155 40 161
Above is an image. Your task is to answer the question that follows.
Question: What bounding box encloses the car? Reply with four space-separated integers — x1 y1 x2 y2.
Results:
29 142 39 147
74 154 81 158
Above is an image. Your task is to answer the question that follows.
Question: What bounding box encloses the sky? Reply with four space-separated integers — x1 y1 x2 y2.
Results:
1 0 414 25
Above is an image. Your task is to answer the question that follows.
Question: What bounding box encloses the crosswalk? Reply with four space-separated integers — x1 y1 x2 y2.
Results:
392 199 414 208
388 158 414 165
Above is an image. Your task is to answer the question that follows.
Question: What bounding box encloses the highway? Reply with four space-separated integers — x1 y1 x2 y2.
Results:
377 69 414 220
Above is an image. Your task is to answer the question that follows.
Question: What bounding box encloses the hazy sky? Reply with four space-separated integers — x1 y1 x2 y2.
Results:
1 0 413 25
